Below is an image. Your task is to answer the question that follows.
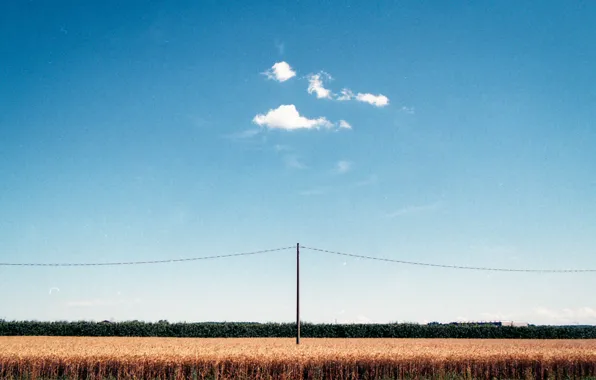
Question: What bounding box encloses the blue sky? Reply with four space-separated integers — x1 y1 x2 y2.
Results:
1 1 595 325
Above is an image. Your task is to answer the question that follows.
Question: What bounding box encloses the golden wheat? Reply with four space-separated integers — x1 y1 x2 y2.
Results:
1 337 595 379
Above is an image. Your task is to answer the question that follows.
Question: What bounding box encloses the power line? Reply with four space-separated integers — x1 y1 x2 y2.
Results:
0 247 294 267
2 244 594 272
301 246 596 273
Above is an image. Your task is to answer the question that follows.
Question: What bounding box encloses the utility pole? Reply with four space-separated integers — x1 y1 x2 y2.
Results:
296 242 300 345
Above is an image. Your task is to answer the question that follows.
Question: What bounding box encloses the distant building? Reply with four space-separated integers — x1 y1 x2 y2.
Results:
430 321 529 327
500 321 529 327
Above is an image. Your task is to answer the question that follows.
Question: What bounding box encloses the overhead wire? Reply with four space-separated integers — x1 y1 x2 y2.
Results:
300 246 596 273
1 244 594 273
0 246 294 267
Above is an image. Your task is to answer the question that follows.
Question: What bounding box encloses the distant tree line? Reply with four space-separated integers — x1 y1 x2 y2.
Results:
1 320 595 339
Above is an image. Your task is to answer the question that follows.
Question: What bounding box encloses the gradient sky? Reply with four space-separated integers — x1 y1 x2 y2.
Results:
1 1 595 325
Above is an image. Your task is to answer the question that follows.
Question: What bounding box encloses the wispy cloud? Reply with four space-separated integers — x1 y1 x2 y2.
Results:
336 160 352 174
386 201 443 218
308 77 389 107
263 61 296 82
253 104 333 130
339 120 352 129
307 72 333 99
400 106 415 114
337 88 354 101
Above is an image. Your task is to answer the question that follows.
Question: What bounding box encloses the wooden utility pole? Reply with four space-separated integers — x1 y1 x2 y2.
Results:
296 243 300 345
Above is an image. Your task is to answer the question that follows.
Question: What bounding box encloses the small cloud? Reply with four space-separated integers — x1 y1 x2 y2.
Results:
307 72 333 99
387 201 443 218
400 106 415 114
336 87 389 107
48 287 60 295
336 160 352 174
253 104 333 130
338 120 352 129
355 92 389 107
263 61 296 82
302 70 390 107
337 88 354 101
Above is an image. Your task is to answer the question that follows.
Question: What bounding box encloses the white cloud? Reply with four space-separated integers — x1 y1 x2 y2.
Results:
401 106 415 114
263 61 296 82
307 73 333 99
337 88 354 101
253 104 333 130
355 92 389 107
336 160 352 174
302 69 390 107
339 120 352 129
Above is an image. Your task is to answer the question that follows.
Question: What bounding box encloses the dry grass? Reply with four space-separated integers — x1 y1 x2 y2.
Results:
1 337 596 379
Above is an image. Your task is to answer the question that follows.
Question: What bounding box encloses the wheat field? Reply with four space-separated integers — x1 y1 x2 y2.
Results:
1 337 596 379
